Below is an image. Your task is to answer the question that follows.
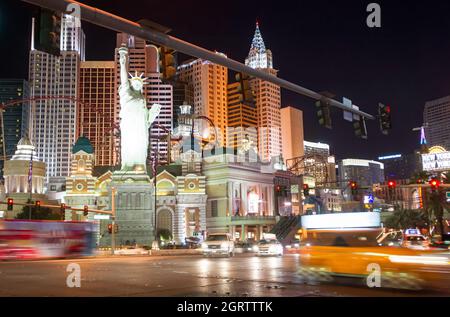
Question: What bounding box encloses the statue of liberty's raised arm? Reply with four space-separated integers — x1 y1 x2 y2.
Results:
118 44 161 172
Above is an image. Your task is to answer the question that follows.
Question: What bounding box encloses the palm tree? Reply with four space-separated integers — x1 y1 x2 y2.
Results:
384 208 428 230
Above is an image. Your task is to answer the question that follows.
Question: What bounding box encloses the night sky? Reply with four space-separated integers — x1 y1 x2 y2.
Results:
1 0 450 161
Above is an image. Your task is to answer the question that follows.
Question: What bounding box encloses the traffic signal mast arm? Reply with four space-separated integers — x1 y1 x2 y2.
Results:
22 0 375 121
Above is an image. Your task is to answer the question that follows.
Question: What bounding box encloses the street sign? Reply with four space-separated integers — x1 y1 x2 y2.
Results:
446 191 450 202
343 97 353 122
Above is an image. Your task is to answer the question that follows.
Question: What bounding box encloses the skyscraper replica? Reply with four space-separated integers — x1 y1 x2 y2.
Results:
245 22 282 162
78 61 117 166
177 55 228 147
29 14 85 182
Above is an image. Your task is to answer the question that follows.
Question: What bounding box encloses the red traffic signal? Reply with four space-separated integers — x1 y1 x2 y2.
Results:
7 198 13 211
83 205 89 216
108 224 113 234
35 200 41 207
388 180 396 189
350 181 358 189
429 179 440 191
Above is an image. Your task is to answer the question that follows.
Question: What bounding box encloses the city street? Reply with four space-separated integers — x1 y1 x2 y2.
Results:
0 254 448 297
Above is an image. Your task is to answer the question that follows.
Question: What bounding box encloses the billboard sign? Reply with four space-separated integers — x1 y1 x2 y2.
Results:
422 151 450 172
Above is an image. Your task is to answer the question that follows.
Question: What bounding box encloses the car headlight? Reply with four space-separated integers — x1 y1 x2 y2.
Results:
294 243 299 248
253 246 259 252
221 243 228 250
201 243 208 249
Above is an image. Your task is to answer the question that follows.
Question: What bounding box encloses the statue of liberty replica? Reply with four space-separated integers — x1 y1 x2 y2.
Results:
118 44 161 173
105 44 161 248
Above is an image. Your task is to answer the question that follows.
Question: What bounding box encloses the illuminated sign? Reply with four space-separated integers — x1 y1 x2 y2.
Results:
422 152 450 172
301 212 380 229
364 194 374 204
0 211 4 218
378 154 402 160
94 215 110 220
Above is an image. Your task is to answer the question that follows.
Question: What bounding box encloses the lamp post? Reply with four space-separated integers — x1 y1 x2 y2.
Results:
111 186 116 255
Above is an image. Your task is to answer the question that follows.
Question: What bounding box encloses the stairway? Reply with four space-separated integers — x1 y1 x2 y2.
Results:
270 216 300 243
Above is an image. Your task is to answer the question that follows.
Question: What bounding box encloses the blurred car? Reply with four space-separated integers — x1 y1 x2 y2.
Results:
201 233 235 257
254 239 284 256
234 241 255 254
285 239 300 250
298 229 450 290
402 229 430 250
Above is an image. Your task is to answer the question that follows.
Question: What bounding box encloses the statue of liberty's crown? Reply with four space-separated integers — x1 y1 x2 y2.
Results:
129 71 149 85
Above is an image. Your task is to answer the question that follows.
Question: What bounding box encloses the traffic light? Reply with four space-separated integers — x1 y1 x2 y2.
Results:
236 72 255 104
378 103 392 135
387 180 396 189
83 205 89 217
7 198 13 211
35 200 41 211
108 224 118 234
350 181 358 196
303 184 310 196
353 115 368 139
34 8 61 56
315 99 332 129
60 203 66 214
276 185 282 193
429 179 440 192
159 46 176 79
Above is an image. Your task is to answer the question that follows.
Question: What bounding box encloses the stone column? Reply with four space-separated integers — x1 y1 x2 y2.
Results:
174 204 186 244
227 181 233 217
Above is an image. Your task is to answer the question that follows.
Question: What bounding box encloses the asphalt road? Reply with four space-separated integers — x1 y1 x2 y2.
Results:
0 254 448 297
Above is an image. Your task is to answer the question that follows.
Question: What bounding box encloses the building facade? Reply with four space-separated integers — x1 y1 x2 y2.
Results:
3 136 46 218
227 81 258 150
0 79 30 178
378 153 422 180
177 56 228 147
338 159 385 188
303 141 336 186
424 95 450 151
155 150 207 245
245 23 282 162
203 153 277 241
29 14 84 182
281 106 304 161
78 61 117 166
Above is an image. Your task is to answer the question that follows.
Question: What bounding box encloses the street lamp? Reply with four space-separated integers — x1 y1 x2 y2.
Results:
111 186 116 255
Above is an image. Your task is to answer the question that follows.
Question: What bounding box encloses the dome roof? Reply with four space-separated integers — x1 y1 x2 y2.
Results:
72 136 94 154
18 136 33 146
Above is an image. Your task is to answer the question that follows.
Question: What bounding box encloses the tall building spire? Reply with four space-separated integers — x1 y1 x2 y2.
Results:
245 21 273 69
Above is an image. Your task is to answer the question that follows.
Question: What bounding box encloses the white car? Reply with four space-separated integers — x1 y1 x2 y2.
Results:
201 233 235 257
254 239 284 256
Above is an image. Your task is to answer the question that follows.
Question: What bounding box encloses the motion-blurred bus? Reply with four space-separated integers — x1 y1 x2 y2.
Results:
0 219 96 260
